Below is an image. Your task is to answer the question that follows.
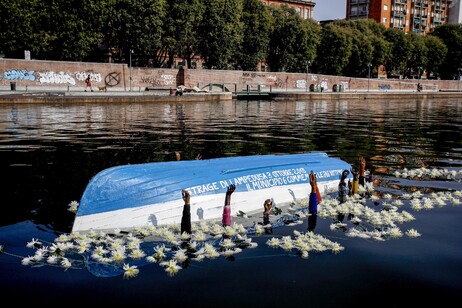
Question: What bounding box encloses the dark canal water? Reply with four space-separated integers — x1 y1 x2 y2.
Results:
1 98 461 306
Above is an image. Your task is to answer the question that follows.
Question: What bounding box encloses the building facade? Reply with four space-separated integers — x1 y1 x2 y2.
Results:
448 0 462 24
346 0 453 34
262 0 315 19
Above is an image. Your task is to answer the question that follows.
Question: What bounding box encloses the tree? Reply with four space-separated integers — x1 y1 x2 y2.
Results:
431 24 462 79
0 0 51 59
337 19 389 77
46 0 107 61
101 0 166 65
235 0 272 71
405 32 428 79
161 0 205 68
316 23 352 76
383 28 411 78
424 35 447 79
196 0 244 69
342 27 373 77
289 18 321 73
266 4 309 72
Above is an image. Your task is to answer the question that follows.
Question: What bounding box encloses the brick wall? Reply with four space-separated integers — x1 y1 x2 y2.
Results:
0 58 460 92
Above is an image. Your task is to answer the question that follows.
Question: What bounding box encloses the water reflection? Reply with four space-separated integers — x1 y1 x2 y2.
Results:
0 99 461 231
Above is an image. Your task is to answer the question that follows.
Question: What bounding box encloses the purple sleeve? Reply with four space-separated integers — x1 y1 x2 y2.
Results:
309 192 318 214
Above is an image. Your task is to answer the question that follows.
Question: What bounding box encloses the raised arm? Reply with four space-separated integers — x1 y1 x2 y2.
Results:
182 189 190 205
224 184 235 206
358 156 366 186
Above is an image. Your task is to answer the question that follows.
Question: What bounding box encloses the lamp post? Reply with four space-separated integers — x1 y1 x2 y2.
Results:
129 49 133 91
306 60 310 92
457 68 462 92
367 63 372 92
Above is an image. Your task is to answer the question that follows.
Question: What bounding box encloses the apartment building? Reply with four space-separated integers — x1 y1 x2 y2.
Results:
261 0 315 19
448 0 462 24
346 0 453 34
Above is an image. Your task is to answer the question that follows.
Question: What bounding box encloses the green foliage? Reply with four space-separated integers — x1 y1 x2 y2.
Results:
383 28 411 77
102 0 166 65
235 0 272 71
196 0 243 70
0 0 51 59
431 24 462 79
0 1 458 80
161 0 205 68
316 23 352 76
405 32 428 78
266 4 310 72
424 35 447 79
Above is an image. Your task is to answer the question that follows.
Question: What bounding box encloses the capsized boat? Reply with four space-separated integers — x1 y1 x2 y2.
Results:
72 152 352 233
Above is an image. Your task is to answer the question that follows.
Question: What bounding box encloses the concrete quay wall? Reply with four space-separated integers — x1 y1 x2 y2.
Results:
1 58 462 95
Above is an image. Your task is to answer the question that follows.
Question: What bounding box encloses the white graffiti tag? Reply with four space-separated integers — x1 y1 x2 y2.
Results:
39 71 76 85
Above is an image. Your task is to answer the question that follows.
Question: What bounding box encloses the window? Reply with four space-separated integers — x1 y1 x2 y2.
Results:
384 4 388 11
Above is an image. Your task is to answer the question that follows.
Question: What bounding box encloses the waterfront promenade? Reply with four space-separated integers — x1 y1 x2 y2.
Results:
1 87 461 103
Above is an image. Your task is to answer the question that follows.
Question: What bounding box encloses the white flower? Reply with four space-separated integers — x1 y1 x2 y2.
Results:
388 227 403 238
406 229 421 238
221 249 236 257
173 249 188 263
160 260 182 277
383 193 393 200
21 256 35 265
60 257 72 269
67 200 79 213
330 242 344 254
180 232 191 241
93 245 109 256
55 234 72 243
47 255 59 264
220 238 235 249
203 243 220 259
279 236 293 251
193 231 207 242
26 238 42 249
111 248 126 262
129 249 146 260
146 256 158 263
123 263 139 279
266 237 280 248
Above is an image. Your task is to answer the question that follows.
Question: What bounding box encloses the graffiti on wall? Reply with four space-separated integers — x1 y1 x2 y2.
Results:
105 72 121 87
140 74 174 86
296 80 307 89
75 72 102 83
0 68 118 86
39 71 76 85
265 76 284 88
378 84 391 90
1 69 37 81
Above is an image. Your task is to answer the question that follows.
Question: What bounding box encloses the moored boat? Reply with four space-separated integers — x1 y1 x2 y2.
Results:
72 152 352 233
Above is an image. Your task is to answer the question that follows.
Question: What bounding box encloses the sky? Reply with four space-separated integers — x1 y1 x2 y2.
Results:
313 0 347 21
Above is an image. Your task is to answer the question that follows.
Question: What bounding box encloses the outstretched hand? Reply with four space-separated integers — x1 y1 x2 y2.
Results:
359 156 366 175
227 184 236 195
182 190 190 204
341 169 349 181
264 199 272 212
350 165 359 180
309 170 317 191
